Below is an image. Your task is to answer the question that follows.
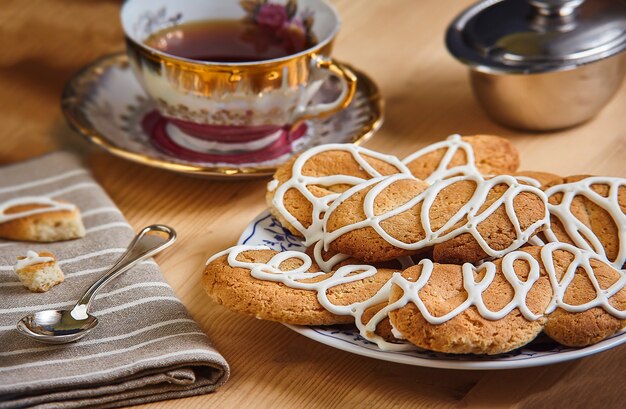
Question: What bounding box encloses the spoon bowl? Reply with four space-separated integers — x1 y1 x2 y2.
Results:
17 309 98 344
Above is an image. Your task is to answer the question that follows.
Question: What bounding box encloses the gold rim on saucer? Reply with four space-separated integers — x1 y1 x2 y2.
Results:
61 52 384 179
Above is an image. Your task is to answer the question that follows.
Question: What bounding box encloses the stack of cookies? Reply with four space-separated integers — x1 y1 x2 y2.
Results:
204 135 626 355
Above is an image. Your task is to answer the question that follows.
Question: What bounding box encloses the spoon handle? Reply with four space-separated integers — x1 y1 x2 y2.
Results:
74 225 177 310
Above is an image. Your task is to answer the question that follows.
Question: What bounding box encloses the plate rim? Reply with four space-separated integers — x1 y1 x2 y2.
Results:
240 209 626 370
61 52 384 179
283 324 626 370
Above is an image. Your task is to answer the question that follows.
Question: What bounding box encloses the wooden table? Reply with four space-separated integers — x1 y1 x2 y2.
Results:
2 0 624 407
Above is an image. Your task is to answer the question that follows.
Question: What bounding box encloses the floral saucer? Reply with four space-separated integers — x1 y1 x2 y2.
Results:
61 53 383 179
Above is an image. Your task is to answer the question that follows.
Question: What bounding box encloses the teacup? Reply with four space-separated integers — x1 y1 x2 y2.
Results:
120 0 356 148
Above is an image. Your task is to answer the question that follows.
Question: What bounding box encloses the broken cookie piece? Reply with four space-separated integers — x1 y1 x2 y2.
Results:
0 197 85 242
14 250 65 292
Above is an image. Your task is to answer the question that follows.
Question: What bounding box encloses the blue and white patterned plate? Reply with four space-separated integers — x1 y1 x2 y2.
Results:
239 210 626 369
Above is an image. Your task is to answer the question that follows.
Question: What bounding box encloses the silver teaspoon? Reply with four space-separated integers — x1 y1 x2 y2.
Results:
16 224 177 344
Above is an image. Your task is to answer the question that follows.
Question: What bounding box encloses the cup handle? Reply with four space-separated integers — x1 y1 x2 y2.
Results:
294 55 358 122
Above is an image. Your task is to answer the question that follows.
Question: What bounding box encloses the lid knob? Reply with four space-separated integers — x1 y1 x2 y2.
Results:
529 0 585 17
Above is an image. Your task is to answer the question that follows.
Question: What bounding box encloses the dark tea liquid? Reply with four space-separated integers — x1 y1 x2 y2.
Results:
144 19 309 63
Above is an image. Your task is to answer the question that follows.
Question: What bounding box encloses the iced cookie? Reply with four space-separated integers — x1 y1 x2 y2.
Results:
324 173 548 264
543 250 626 347
203 247 396 327
540 176 625 270
14 250 64 292
388 261 551 355
402 134 520 182
0 197 85 242
266 144 412 245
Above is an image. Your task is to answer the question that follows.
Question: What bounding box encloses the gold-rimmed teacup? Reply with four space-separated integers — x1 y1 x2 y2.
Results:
121 0 357 151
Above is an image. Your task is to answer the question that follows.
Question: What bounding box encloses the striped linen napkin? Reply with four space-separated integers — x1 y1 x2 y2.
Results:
0 152 229 408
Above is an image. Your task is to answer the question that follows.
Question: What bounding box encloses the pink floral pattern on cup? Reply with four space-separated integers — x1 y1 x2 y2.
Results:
256 4 288 27
241 0 317 54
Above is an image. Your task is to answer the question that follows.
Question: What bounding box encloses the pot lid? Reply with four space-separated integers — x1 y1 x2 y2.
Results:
446 0 626 74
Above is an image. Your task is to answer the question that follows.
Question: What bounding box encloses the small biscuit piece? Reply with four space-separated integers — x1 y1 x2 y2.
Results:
403 134 520 181
0 200 85 242
14 251 64 292
203 249 396 326
325 174 548 264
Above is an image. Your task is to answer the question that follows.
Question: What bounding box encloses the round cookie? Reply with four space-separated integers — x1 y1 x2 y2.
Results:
544 253 626 347
203 248 397 326
432 181 548 264
266 144 410 241
325 176 431 262
542 175 626 269
388 248 554 355
403 134 520 181
203 249 344 325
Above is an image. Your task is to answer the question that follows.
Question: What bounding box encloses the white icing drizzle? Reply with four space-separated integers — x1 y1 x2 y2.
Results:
207 242 626 350
536 177 625 270
0 197 76 224
312 240 351 272
512 175 542 189
270 143 412 247
390 320 405 340
267 179 279 192
14 250 54 270
71 304 89 320
401 134 483 183
322 173 549 259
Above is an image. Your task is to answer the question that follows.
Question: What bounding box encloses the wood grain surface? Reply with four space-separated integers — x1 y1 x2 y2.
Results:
1 1 624 408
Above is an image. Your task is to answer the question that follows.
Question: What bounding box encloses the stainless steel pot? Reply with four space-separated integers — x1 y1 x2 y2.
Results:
446 0 626 131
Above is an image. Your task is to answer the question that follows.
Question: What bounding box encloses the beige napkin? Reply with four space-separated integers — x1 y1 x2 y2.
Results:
0 152 229 408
